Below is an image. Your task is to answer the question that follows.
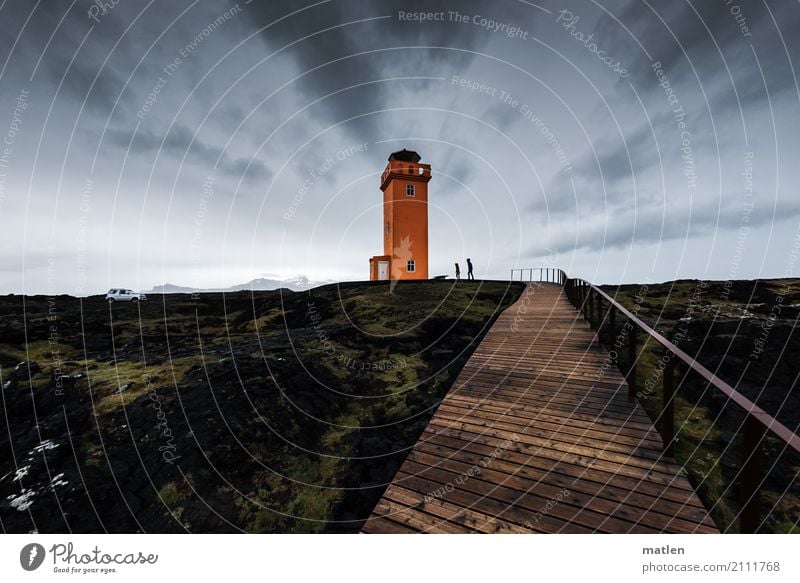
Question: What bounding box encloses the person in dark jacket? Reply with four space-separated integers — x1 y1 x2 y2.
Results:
466 258 474 280
455 262 461 281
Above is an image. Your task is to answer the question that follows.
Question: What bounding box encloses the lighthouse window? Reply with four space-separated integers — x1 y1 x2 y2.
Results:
406 183 415 197
407 260 416 272
386 222 390 233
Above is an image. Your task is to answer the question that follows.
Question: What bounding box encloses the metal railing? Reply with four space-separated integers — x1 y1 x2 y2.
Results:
510 267 566 285
557 276 800 533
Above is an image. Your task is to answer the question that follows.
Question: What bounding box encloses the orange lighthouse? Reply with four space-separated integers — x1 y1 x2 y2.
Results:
369 149 432 281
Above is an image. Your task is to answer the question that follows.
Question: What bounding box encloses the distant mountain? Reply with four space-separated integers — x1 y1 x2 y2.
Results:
147 276 328 294
149 283 197 293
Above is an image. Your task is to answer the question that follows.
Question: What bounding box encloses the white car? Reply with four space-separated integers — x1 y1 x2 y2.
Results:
106 289 147 303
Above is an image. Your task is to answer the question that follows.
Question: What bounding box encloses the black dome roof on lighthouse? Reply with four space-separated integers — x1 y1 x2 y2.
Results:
388 149 421 163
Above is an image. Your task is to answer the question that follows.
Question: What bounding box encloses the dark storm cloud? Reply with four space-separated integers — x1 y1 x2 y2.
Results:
0 0 133 114
117 124 221 164
237 0 542 141
525 182 571 217
520 123 664 221
574 122 659 184
519 0 800 260
569 106 714 191
48 51 128 115
481 99 521 133
226 156 271 181
597 1 800 106
435 153 476 197
107 123 272 181
532 190 800 256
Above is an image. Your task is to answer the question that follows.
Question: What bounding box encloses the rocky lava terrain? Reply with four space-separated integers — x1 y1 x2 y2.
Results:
0 280 522 533
607 278 800 532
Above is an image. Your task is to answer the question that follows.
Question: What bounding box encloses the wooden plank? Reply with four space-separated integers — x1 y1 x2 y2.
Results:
450 383 654 421
383 485 530 534
424 416 685 474
396 462 658 534
434 402 666 450
404 449 716 533
418 423 698 493
370 499 473 534
444 393 659 435
393 471 593 533
360 515 418 534
361 283 717 534
416 428 710 512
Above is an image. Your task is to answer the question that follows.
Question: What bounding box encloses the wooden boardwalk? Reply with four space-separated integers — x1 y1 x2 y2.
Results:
361 283 717 534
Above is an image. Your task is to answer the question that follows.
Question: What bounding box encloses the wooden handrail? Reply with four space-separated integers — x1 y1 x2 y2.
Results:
558 275 800 533
510 267 567 285
570 278 800 454
510 268 799 531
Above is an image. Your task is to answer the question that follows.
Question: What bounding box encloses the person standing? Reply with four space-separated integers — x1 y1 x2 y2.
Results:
455 262 461 281
466 258 474 280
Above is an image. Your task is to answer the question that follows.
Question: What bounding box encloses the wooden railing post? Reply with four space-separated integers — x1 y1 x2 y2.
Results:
537 269 800 533
582 282 587 315
627 325 637 401
586 283 591 321
663 356 675 456
609 306 616 362
584 283 589 319
595 291 604 336
608 305 619 356
586 285 591 324
741 414 765 533
597 296 605 341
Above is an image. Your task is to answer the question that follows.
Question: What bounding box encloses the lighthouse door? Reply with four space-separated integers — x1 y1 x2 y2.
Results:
377 261 389 280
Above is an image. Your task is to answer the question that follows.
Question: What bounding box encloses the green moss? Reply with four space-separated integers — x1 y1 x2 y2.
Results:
1 280 523 533
606 279 800 533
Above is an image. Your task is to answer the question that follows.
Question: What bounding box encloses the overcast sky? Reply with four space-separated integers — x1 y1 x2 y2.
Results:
0 0 799 294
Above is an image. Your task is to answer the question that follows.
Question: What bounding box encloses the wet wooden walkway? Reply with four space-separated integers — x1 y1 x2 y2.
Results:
361 283 717 533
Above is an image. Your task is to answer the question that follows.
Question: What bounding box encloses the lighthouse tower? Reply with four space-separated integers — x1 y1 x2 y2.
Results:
369 149 432 281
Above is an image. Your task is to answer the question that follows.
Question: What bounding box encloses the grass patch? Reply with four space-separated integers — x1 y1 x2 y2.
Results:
603 279 800 533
